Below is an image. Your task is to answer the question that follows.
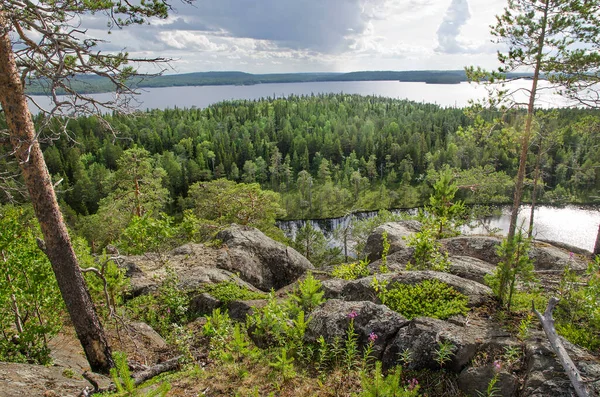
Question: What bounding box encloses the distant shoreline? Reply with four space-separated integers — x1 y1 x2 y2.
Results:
26 70 532 96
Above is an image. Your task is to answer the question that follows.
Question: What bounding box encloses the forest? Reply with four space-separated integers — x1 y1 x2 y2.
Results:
25 70 533 95
1 93 599 252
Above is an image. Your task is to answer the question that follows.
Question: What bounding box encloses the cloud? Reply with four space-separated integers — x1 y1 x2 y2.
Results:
436 0 472 54
142 0 387 53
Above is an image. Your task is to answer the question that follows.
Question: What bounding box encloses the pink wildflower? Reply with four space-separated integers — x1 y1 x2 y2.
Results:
408 378 419 391
347 310 358 319
493 360 502 372
569 252 574 259
368 332 378 342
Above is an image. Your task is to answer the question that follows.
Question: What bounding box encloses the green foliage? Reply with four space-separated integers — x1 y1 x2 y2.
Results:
433 340 455 368
378 279 469 320
116 214 178 255
202 281 266 305
484 231 535 312
126 267 189 337
0 205 63 364
74 237 129 317
287 273 325 314
356 362 420 397
380 231 391 273
269 348 296 381
554 257 600 351
246 294 306 350
109 351 171 397
189 179 284 235
332 259 371 280
293 222 342 267
425 166 466 238
405 227 449 272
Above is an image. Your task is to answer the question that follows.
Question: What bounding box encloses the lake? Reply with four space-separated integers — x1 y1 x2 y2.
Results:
28 79 572 114
277 205 600 256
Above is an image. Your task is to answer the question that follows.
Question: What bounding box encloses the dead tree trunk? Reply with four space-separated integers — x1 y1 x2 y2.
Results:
533 297 590 397
0 12 114 374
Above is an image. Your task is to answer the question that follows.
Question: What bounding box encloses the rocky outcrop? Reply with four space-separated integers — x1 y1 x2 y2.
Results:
521 337 600 397
363 221 422 263
122 243 256 296
381 317 505 372
441 236 588 272
458 365 519 397
0 362 106 397
448 255 496 285
305 299 409 359
216 224 314 291
441 236 503 265
321 271 492 308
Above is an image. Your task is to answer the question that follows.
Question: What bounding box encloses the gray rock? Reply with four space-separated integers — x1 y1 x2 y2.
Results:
189 292 222 317
529 243 587 272
217 224 314 291
0 362 107 396
227 299 269 322
363 221 422 263
305 299 409 359
122 243 255 297
441 236 503 265
521 338 600 397
130 322 168 350
442 236 588 272
322 271 492 308
458 365 519 397
382 317 511 373
448 255 496 285
368 248 415 273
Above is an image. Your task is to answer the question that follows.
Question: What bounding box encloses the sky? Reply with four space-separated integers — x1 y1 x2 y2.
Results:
85 0 508 74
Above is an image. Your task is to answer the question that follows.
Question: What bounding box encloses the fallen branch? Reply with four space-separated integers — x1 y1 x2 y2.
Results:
133 356 182 385
533 297 590 397
79 356 182 396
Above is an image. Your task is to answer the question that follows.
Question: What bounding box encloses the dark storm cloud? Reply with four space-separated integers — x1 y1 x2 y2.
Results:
436 0 471 53
158 0 383 53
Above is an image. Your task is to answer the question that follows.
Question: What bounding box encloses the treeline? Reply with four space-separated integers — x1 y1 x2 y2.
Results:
25 70 533 95
1 93 599 226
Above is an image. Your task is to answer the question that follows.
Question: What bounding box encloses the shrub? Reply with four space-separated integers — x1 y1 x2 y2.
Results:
0 205 63 364
378 279 468 320
202 281 266 305
287 272 325 314
484 230 535 312
405 227 449 272
332 259 371 280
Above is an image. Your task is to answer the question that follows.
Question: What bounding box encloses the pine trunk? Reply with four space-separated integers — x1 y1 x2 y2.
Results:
0 13 114 374
508 1 550 240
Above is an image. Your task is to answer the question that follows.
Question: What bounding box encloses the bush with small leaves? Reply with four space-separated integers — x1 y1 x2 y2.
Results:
378 279 468 320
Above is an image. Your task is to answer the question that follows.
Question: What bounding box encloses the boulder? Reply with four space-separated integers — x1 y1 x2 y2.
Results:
448 255 496 285
122 243 256 297
0 362 108 397
322 271 492 308
442 236 588 272
189 293 222 317
441 236 503 265
227 299 269 322
129 322 168 350
367 248 415 273
521 338 600 397
363 221 422 263
216 224 314 291
529 243 587 272
305 299 409 359
382 317 512 373
458 365 519 397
